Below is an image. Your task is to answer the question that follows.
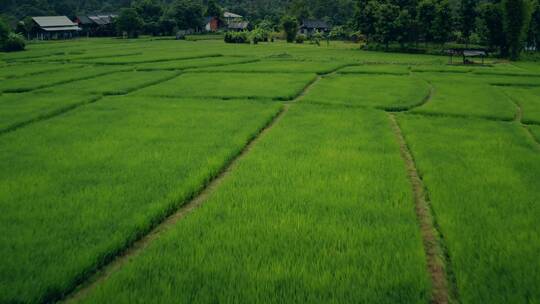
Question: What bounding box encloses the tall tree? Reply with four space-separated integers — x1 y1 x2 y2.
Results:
503 0 534 59
375 2 400 49
477 2 506 54
526 1 540 50
281 15 299 42
354 0 379 43
417 0 436 43
116 8 144 38
433 0 453 45
172 0 204 30
460 0 477 44
205 0 223 18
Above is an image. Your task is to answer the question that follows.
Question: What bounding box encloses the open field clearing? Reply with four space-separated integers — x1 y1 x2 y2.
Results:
303 74 430 110
192 59 351 74
0 65 127 93
502 87 540 124
0 62 81 78
397 114 540 303
1 38 540 303
338 64 410 75
37 70 179 95
76 104 430 304
0 97 281 303
133 72 317 100
411 79 517 120
0 93 99 133
135 56 258 71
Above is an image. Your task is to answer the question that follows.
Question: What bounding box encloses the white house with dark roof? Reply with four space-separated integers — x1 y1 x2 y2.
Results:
299 20 331 36
223 12 249 32
32 16 81 40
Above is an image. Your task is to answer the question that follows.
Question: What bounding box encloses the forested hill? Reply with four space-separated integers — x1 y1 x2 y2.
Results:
0 0 305 21
1 0 361 25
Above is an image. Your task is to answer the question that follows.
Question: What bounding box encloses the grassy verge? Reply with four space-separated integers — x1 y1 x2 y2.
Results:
501 87 540 124
0 97 281 303
192 59 352 74
411 80 516 120
77 104 430 304
37 70 179 96
302 74 430 110
397 114 540 303
133 72 318 100
0 65 128 93
0 93 101 133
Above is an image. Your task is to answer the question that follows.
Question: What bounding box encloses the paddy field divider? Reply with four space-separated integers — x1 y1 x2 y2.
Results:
388 113 459 304
60 66 330 303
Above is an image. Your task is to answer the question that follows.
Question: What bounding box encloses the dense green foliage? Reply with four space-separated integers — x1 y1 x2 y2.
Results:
398 115 540 303
0 17 25 52
1 38 540 303
0 96 281 303
1 0 540 58
80 104 430 303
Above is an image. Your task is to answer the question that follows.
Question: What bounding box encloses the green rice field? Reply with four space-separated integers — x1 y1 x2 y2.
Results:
0 38 539 304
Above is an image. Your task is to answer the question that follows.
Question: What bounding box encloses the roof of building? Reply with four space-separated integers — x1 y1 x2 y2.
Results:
224 12 242 18
32 16 77 28
228 22 249 30
76 16 93 25
43 26 81 32
301 20 330 29
88 16 111 25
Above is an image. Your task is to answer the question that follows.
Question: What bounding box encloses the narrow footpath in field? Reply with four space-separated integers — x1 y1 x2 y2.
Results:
61 71 328 303
510 98 540 151
388 113 458 304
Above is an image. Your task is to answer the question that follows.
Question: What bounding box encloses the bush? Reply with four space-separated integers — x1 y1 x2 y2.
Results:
224 31 249 43
281 16 298 43
250 28 269 44
311 30 324 46
349 31 366 43
295 34 306 44
2 32 25 52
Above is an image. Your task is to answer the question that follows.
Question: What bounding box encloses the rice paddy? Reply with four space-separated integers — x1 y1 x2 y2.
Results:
0 38 539 304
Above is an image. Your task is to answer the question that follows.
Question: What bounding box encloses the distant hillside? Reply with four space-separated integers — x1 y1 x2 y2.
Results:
0 0 292 22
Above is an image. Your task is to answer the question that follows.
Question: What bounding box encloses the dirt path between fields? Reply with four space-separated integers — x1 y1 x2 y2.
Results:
388 113 458 304
62 73 324 303
508 97 540 151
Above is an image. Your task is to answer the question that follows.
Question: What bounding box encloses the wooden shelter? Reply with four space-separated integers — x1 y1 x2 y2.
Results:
447 48 488 65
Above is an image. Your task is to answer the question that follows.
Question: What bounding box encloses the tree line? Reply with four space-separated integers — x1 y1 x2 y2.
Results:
1 0 539 59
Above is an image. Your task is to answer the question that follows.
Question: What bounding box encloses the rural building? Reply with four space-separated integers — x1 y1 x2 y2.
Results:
227 22 249 31
299 20 331 36
75 14 117 37
204 17 220 32
222 12 249 31
31 16 81 40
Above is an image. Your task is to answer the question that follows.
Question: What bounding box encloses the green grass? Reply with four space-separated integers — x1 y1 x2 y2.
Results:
78 104 430 304
134 72 317 100
0 97 281 303
338 64 410 75
529 125 540 142
135 56 257 71
411 80 516 120
303 74 430 110
192 59 351 74
2 38 540 304
75 53 222 65
0 93 100 133
501 87 540 124
37 70 179 96
397 114 540 304
410 65 472 73
0 65 127 93
0 62 81 78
